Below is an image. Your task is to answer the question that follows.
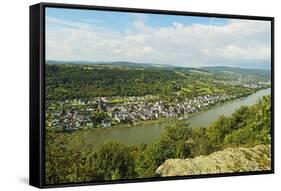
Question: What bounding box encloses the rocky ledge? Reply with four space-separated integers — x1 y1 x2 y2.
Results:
156 144 271 177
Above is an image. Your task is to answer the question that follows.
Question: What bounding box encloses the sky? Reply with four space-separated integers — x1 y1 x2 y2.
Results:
46 7 271 69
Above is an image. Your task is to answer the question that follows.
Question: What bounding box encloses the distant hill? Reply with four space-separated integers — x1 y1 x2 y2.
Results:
46 60 271 78
46 60 176 69
201 66 271 78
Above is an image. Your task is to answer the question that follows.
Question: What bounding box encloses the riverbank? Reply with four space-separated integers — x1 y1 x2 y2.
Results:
72 87 270 132
58 88 271 149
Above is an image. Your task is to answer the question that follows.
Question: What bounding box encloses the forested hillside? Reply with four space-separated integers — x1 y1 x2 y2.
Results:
45 63 270 100
45 95 271 184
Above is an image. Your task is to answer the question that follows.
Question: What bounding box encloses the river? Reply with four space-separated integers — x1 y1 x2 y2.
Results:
74 88 271 148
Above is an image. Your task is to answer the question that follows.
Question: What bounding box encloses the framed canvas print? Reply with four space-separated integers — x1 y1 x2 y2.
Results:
29 2 274 188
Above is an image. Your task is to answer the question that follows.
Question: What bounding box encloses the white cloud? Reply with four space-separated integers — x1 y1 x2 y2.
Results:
133 20 147 31
173 22 184 28
46 16 271 69
143 46 153 54
221 45 270 60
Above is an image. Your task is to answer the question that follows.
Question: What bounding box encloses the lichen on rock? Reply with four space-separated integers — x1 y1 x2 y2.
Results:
155 144 271 177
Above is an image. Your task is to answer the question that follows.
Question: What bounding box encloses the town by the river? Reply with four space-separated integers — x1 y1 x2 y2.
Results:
70 88 271 149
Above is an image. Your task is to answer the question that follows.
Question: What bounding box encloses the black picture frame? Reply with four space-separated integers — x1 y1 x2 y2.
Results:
30 2 275 188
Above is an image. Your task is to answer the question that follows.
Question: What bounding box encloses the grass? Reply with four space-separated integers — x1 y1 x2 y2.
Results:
107 99 126 104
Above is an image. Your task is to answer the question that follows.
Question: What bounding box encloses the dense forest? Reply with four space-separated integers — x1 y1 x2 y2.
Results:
45 95 271 184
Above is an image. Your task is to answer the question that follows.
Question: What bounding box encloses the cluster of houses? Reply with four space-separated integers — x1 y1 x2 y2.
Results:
46 109 93 131
46 93 235 131
213 78 270 89
106 94 235 125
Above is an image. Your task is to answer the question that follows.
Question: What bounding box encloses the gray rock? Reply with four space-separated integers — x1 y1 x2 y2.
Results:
156 145 271 177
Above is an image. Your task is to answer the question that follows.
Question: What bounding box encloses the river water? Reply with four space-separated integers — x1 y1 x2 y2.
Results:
76 88 271 148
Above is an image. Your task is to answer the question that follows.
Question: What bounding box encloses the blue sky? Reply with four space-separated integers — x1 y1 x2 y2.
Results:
46 7 271 69
46 8 228 32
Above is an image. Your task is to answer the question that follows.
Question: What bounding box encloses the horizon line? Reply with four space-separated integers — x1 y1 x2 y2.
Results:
46 59 271 70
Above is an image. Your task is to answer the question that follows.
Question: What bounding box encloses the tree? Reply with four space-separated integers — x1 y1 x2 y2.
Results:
223 95 272 146
188 127 210 156
45 130 92 184
228 106 251 131
135 123 193 177
206 115 230 151
91 111 109 127
252 96 271 144
90 141 136 180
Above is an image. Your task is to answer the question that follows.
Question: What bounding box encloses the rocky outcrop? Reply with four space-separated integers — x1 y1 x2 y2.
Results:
156 145 271 177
